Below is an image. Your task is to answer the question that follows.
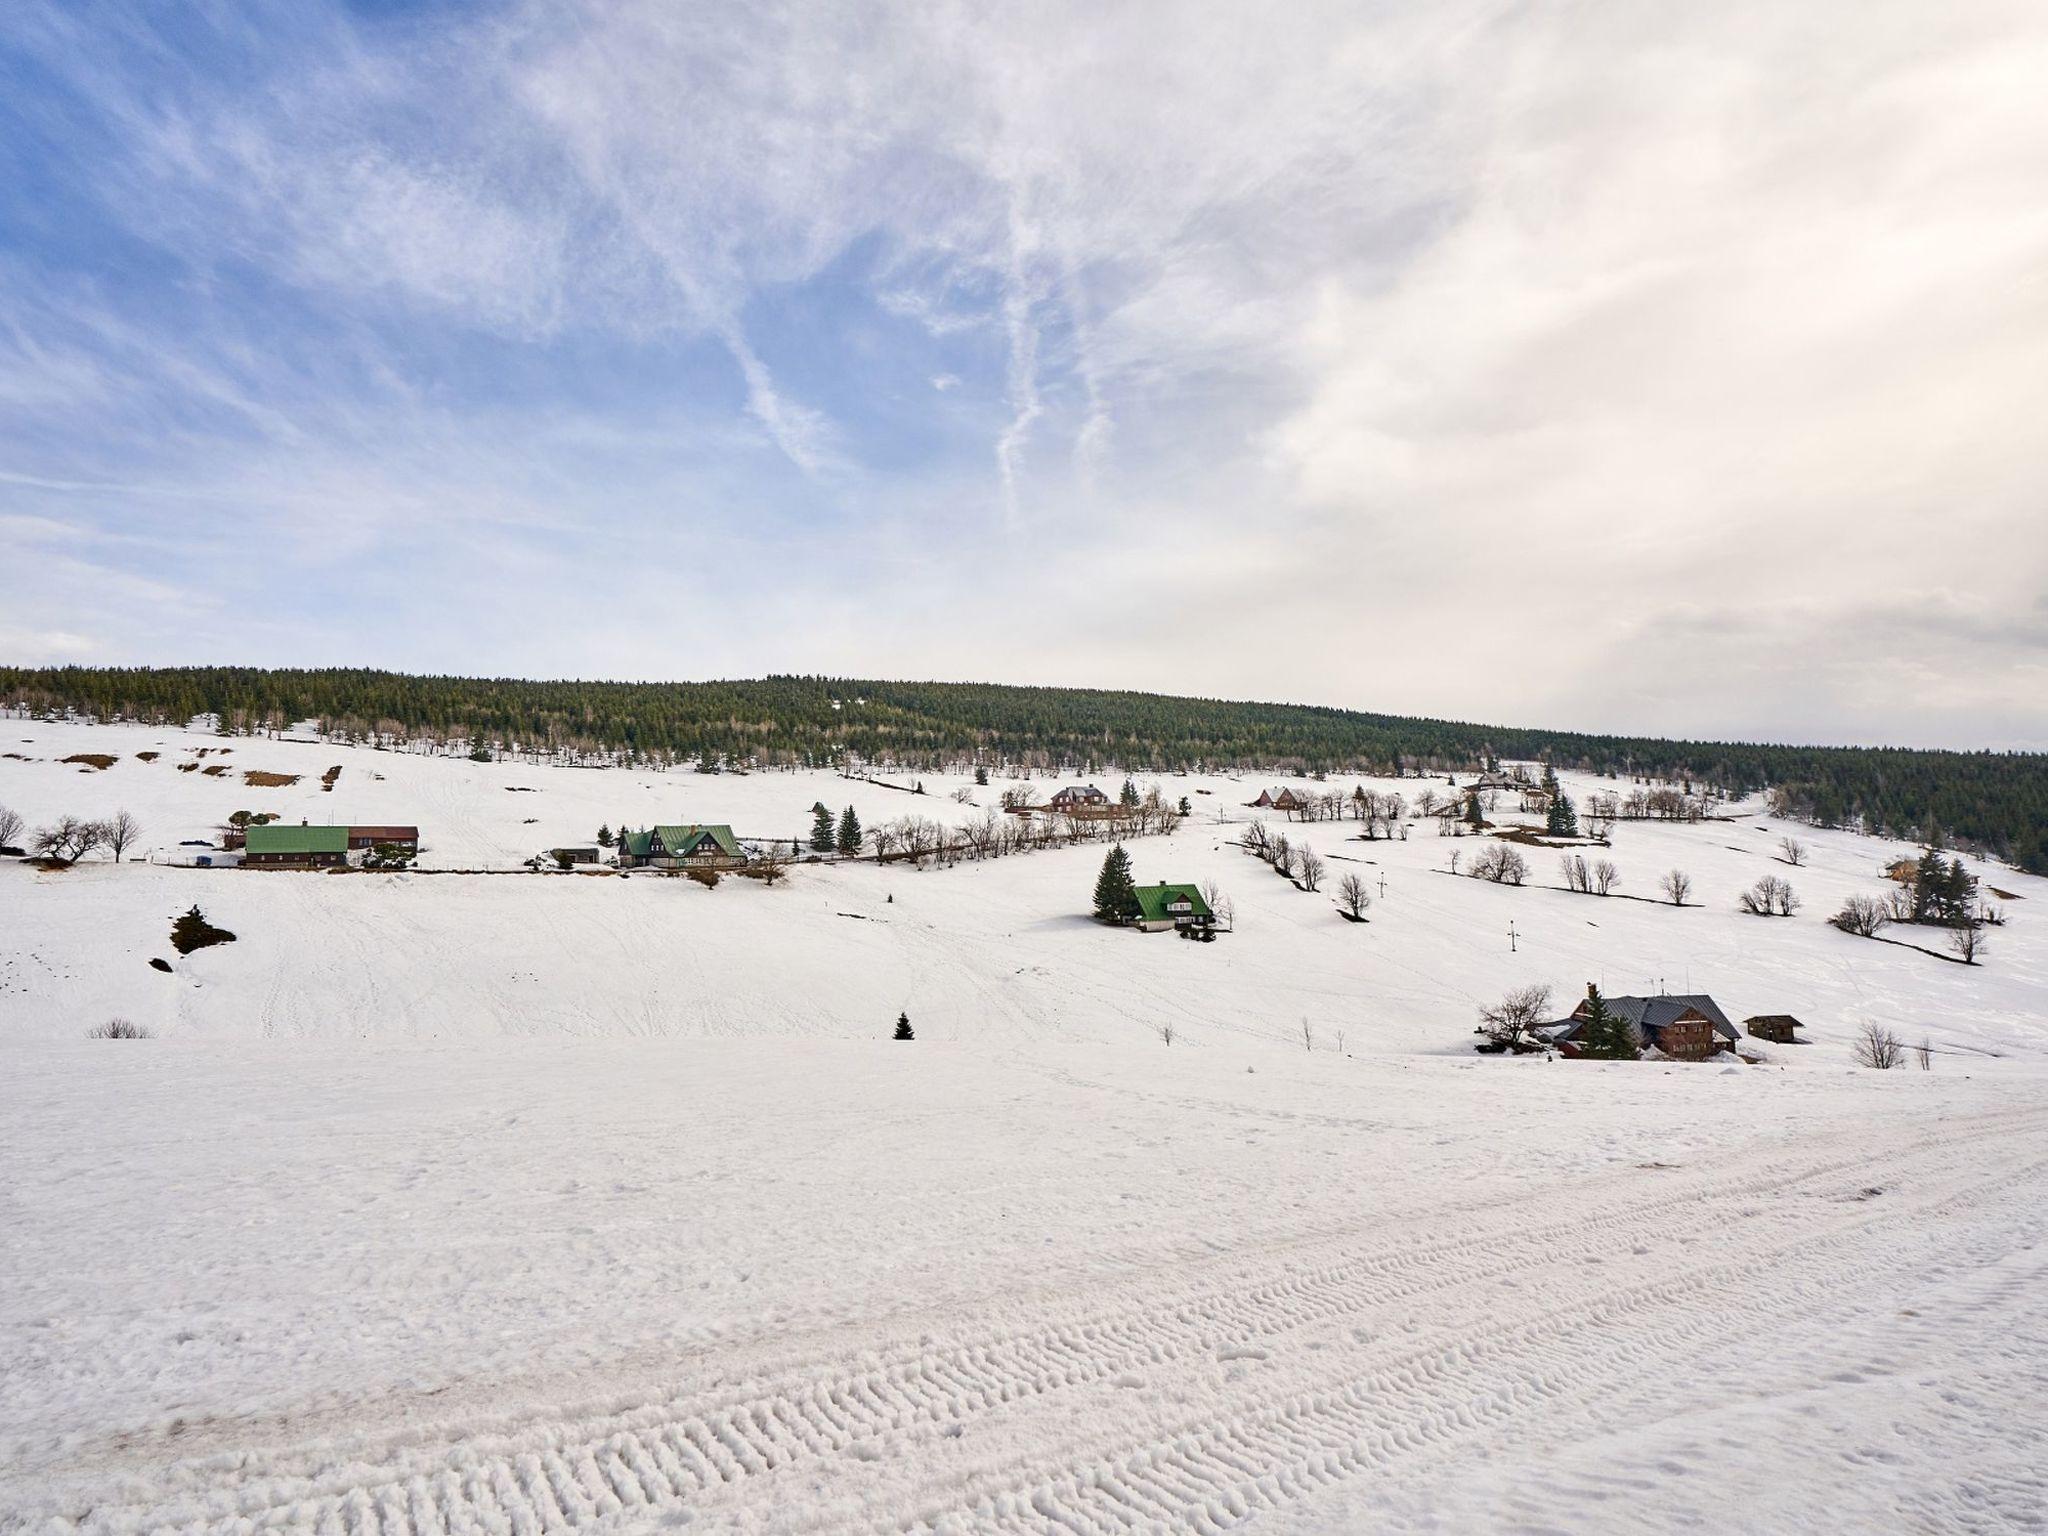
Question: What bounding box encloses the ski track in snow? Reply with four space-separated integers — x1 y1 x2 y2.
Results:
18 1105 2045 1536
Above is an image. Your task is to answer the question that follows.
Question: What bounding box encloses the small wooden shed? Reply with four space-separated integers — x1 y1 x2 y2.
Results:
1744 1014 1804 1044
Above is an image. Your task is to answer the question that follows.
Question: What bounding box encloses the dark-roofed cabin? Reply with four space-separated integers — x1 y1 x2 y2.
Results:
1744 1014 1804 1044
1545 989 1739 1062
242 824 349 868
1050 785 1109 810
1133 882 1216 934
616 824 746 870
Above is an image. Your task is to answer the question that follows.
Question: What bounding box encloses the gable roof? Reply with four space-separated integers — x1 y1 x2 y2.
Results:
1133 882 1213 923
245 824 349 855
650 823 741 858
1551 994 1738 1044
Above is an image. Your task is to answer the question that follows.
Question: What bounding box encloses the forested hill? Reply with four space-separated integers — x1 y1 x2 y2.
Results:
5 664 2044 870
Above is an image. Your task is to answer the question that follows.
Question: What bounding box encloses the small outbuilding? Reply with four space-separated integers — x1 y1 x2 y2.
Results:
1744 1014 1805 1044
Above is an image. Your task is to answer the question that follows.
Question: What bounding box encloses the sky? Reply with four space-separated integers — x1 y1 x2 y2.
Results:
2 1 2045 750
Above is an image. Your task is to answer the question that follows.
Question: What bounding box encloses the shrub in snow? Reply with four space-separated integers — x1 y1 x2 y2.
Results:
1856 1021 1904 1070
87 1018 151 1039
170 905 236 955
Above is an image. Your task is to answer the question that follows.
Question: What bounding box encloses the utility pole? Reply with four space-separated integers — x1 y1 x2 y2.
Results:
1509 919 1518 953
1378 873 1387 899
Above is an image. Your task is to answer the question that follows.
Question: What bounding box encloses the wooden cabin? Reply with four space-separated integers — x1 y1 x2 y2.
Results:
1744 1014 1804 1044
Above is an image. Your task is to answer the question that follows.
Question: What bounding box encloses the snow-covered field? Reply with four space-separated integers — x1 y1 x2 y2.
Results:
3 717 2045 1532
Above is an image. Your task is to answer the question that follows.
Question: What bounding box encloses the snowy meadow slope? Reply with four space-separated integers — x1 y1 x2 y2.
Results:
4 717 2047 1533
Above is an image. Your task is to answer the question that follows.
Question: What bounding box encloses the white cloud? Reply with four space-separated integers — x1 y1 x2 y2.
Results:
6 0 2047 746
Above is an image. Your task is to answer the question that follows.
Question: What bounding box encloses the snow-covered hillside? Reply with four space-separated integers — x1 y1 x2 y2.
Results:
4 717 2045 1534
2 716 2042 1055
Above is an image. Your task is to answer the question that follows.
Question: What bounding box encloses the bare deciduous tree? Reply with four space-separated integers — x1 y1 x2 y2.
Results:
1778 836 1807 866
1739 875 1801 917
1560 853 1590 893
1855 1021 1903 1070
1591 859 1620 896
0 803 24 850
105 809 141 862
1830 895 1890 938
1476 983 1553 1052
1157 1020 1176 1046
1661 868 1693 906
31 815 107 867
1914 1038 1933 1071
1470 843 1528 885
1336 873 1370 920
1949 925 1986 965
1301 1017 1314 1053
1296 846 1326 892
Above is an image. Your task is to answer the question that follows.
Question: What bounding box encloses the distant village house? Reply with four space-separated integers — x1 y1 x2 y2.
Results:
616 823 746 870
242 823 419 868
1133 882 1216 934
1543 989 1739 1062
1049 785 1110 812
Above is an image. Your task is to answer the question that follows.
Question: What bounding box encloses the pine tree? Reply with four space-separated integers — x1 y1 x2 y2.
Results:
1178 796 1191 815
1093 843 1138 923
837 805 862 856
1576 986 1637 1060
1546 793 1578 837
1119 777 1140 807
596 824 614 848
894 1011 914 1041
1465 792 1484 829
974 766 989 786
810 804 836 853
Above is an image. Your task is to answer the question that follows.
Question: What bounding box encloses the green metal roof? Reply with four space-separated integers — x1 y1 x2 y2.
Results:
623 824 741 859
245 824 349 855
1133 882 1212 923
656 823 740 858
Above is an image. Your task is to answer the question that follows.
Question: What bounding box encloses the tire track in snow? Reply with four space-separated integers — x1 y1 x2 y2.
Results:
19 1106 2045 1536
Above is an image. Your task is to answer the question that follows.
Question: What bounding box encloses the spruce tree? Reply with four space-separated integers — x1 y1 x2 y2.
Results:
810 804 836 853
894 1011 914 1041
1546 793 1578 837
837 805 862 856
1465 792 1484 830
1093 843 1138 922
1577 986 1636 1060
974 766 989 786
596 824 613 848
1120 777 1140 807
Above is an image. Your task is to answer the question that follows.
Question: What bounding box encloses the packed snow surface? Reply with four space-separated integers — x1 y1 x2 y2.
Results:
3 717 2045 1533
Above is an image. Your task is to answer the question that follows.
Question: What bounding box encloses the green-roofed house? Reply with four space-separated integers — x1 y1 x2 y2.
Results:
1132 882 1216 935
243 823 351 868
616 823 747 871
